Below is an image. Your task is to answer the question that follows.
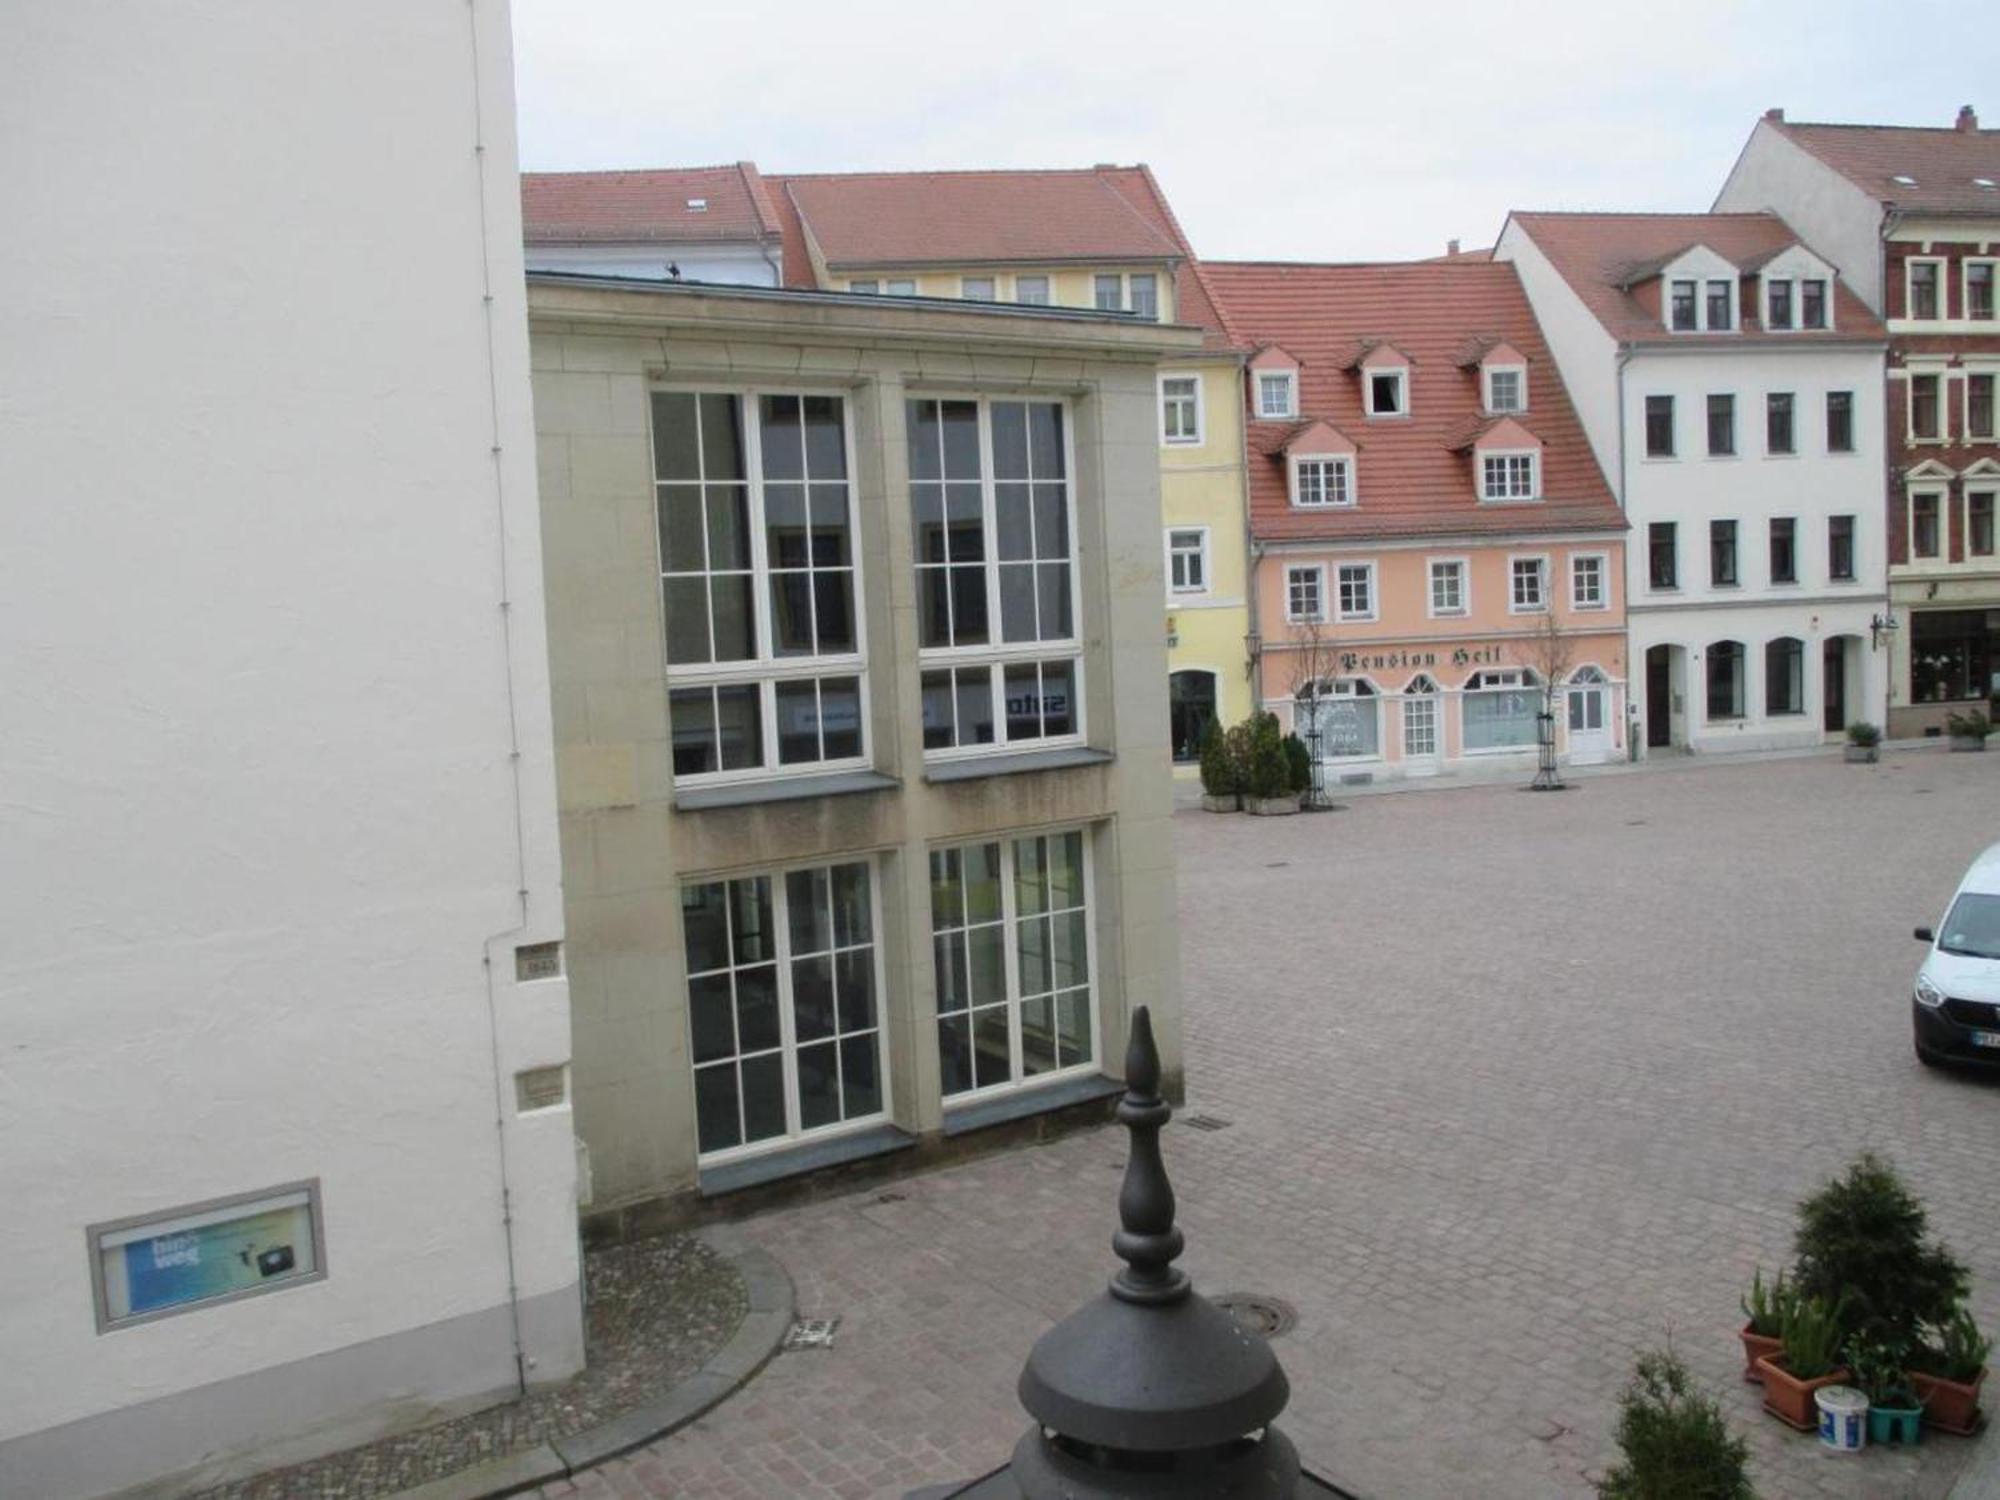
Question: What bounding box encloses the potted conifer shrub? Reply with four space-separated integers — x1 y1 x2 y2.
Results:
1738 1266 1793 1383
1243 712 1300 816
1947 710 1991 752
1844 722 1881 764
1596 1348 1754 1500
1758 1294 1850 1430
1791 1153 1968 1353
1282 732 1313 808
1850 1336 1924 1446
1196 720 1241 812
1910 1307 1991 1436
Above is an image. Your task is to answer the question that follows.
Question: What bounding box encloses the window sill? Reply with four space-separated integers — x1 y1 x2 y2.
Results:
923 746 1114 783
674 769 900 811
943 1072 1123 1138
697 1122 917 1197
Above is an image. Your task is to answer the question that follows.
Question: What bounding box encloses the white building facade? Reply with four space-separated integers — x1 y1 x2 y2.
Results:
1498 213 1890 754
0 5 582 1496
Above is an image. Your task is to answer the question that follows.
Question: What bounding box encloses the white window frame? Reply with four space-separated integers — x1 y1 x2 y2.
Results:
1669 278 1700 333
1128 272 1160 321
1334 560 1377 623
1256 369 1298 420
1967 488 1997 559
850 279 915 296
1158 372 1203 446
849 279 879 295
910 395 1086 762
683 857 893 1167
1570 552 1608 611
1508 553 1550 613
960 276 997 301
1705 278 1736 332
654 387 872 789
1800 276 1831 330
1427 556 1469 618
1484 365 1527 414
1763 276 1795 331
1166 526 1210 596
1909 488 1946 561
1014 274 1052 307
1908 368 1949 443
1297 676 1383 762
1479 449 1540 501
932 829 1100 1106
1965 370 1998 441
1461 667 1543 755
1285 564 1327 623
1093 273 1124 311
1364 366 1408 418
1289 454 1353 509
1907 257 1946 321
1966 259 1998 323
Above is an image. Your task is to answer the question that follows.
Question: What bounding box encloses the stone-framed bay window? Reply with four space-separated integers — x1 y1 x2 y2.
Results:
654 390 870 784
682 858 888 1161
910 396 1084 758
931 829 1096 1101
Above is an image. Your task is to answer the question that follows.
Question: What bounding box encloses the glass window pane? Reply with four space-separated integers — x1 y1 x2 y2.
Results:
942 400 981 479
819 676 861 759
949 566 989 645
832 862 871 946
933 930 968 1013
836 948 875 1032
922 669 956 749
991 403 1029 480
659 486 707 573
1052 907 1089 989
769 573 815 657
1040 658 1076 736
912 483 946 563
840 1034 881 1118
973 1006 1012 1089
651 392 700 480
963 841 1003 923
706 485 750 570
700 394 745 481
764 483 808 567
968 922 1007 1005
693 1064 741 1153
999 568 1038 644
1058 990 1092 1067
669 687 717 776
787 867 830 953
775 679 821 764
918 569 953 650
709 575 756 661
930 848 963 930
664 578 712 664
739 1054 787 1143
814 573 855 656
689 974 736 1064
1037 564 1073 640
1033 484 1068 559
945 484 985 560
1018 913 1052 996
938 1014 973 1096
714 684 762 770
1021 994 1056 1076
995 483 1034 561
735 964 781 1052
1004 660 1043 738
730 876 774 964
956 668 995 745
797 1041 840 1129
681 880 730 972
1016 836 1048 916
758 394 804 481
1049 831 1085 909
808 486 850 568
792 955 835 1042
802 396 846 480
1029 404 1064 478
907 400 941 482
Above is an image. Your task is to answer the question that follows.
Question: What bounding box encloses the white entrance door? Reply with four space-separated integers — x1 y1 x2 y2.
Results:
1402 693 1441 775
1566 682 1611 764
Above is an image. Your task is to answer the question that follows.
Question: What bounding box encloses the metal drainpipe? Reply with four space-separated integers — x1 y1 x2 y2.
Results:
1239 363 1260 717
465 0 531 1398
1616 344 1638 760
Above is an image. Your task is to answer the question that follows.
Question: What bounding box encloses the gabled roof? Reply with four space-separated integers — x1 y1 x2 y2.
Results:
1505 212 1884 344
1200 259 1622 543
521 162 782 245
1769 117 2000 216
768 166 1186 269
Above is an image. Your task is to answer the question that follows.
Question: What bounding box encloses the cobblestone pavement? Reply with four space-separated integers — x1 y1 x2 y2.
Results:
544 748 2000 1500
199 1235 744 1500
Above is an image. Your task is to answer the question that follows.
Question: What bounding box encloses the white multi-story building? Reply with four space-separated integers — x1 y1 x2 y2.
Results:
0 5 581 1496
1497 212 1890 754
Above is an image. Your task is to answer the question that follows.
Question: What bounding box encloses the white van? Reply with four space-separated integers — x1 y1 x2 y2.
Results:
1913 839 2000 1070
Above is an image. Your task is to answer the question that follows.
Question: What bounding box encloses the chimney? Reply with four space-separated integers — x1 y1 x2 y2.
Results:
1765 107 1785 123
1956 105 1978 132
1447 238 1461 257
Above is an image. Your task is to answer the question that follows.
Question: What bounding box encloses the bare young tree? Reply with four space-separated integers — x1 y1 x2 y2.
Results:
1284 617 1341 808
1524 607 1574 790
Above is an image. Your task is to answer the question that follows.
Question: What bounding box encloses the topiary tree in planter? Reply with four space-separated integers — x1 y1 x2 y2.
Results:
1597 1348 1755 1500
1242 711 1296 814
1844 721 1881 763
1281 732 1312 800
1196 720 1242 810
1792 1152 1968 1349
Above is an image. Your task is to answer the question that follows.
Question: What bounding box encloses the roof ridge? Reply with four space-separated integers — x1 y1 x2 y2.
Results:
769 164 1146 182
1203 257 1510 270
1509 209 1780 221
521 162 751 178
1780 119 1999 135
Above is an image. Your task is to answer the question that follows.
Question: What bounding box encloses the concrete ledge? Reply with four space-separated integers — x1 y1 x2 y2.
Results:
923 747 1114 783
697 1122 918 1197
943 1073 1123 1137
379 1233 795 1500
674 769 899 811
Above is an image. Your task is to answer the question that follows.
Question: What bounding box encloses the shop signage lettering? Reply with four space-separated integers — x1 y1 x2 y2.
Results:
1337 645 1503 672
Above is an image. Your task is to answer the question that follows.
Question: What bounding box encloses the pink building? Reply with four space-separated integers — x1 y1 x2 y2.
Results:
1202 260 1629 780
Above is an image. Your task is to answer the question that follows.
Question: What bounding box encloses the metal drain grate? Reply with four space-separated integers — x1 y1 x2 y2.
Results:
1213 1293 1297 1340
1181 1114 1231 1132
783 1317 840 1351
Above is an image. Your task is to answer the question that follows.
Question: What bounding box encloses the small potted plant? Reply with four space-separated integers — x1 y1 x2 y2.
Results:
1243 712 1299 816
1791 1153 1967 1351
1844 722 1881 764
1738 1266 1793 1383
1596 1348 1753 1499
1849 1336 1923 1446
1946 710 1991 752
1758 1294 1850 1430
1909 1306 1991 1436
1196 721 1241 812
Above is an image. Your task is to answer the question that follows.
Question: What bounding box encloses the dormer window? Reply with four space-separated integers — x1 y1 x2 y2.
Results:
1481 452 1539 501
1706 280 1734 331
1291 455 1352 508
686 197 708 212
1257 370 1297 420
1367 369 1407 417
1768 280 1793 331
1485 366 1526 414
1802 279 1827 329
1671 281 1698 331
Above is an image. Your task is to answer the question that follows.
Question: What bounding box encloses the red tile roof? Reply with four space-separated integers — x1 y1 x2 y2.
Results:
1505 212 1885 344
771 167 1184 269
1769 118 2000 216
1200 260 1623 543
521 162 782 244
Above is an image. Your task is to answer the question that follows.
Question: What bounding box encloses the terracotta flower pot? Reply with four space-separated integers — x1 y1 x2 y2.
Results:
1757 1353 1851 1431
1738 1323 1783 1384
1911 1367 1987 1436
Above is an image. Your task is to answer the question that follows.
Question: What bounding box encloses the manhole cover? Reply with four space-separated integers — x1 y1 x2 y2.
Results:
784 1317 840 1351
1182 1114 1231 1132
1213 1294 1296 1339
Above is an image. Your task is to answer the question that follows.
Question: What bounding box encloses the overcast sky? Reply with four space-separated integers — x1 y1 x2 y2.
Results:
513 1 1994 264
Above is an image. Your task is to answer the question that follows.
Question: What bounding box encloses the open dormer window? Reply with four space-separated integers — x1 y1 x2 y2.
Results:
1367 369 1406 417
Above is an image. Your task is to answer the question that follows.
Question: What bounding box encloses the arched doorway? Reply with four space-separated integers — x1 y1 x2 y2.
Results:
1168 670 1218 764
1566 665 1611 764
1400 674 1441 774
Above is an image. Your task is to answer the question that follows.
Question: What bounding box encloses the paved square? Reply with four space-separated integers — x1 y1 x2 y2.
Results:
544 749 2000 1500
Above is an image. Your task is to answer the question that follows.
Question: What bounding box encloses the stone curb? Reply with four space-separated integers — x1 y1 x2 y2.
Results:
387 1227 795 1500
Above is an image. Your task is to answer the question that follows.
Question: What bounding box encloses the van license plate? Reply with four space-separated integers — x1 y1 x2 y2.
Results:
1973 1032 2000 1049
